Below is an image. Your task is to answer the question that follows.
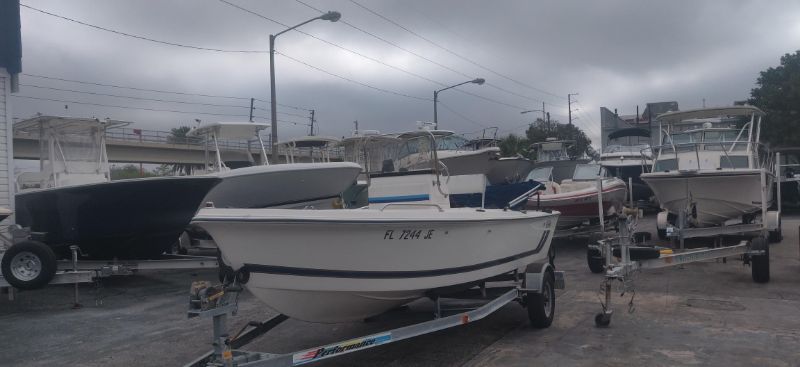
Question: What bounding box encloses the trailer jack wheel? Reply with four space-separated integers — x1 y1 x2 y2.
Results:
594 312 611 327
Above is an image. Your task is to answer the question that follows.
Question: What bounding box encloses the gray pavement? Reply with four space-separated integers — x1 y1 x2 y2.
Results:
1 215 799 366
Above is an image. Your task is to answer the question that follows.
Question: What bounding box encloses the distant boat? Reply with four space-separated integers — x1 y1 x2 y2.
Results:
599 127 654 205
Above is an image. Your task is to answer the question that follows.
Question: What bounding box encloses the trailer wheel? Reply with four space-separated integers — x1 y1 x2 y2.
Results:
526 269 555 328
587 248 605 274
1 241 58 290
595 312 611 327
750 237 770 283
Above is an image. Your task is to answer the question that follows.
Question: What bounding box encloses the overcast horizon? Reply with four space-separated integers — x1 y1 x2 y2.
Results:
10 0 800 147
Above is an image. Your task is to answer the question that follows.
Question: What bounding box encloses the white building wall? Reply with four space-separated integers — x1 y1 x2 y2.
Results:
0 68 15 216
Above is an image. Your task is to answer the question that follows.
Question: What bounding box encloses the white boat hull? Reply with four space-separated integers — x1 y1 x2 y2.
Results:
641 169 773 227
203 163 362 208
192 207 559 323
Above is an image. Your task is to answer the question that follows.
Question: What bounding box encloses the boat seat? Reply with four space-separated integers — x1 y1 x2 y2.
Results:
542 181 560 194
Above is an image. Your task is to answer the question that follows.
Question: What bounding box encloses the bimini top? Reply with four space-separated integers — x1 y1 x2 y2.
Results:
657 106 765 125
187 121 269 140
14 115 130 136
394 129 454 140
276 136 340 148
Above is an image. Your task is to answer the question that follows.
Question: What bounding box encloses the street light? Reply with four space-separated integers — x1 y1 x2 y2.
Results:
521 109 544 122
433 78 485 129
269 11 341 160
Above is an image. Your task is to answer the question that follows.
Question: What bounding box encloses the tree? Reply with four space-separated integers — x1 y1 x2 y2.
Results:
749 50 800 148
111 164 156 180
167 125 202 175
498 133 529 157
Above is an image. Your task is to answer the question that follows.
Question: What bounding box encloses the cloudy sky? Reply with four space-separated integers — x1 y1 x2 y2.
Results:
11 0 800 147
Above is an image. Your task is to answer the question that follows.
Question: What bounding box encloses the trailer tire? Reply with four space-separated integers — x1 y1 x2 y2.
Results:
751 237 770 283
1 241 58 290
587 248 604 274
526 269 555 328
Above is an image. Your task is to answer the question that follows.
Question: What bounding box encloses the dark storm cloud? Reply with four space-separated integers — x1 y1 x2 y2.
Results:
11 0 800 145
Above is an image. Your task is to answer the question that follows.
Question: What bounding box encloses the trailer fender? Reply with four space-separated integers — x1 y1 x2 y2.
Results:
764 210 780 231
524 263 565 292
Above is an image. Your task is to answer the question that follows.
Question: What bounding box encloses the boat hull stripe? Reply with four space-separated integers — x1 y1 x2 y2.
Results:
368 194 430 203
243 230 551 279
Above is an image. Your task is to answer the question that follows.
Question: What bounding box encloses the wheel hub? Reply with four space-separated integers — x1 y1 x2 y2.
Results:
10 251 42 281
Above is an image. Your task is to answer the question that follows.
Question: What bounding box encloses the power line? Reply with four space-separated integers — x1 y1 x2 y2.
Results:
347 0 566 101
11 95 309 125
20 3 268 54
225 0 544 111
20 83 310 119
436 102 487 128
21 73 311 112
20 84 251 109
276 51 431 102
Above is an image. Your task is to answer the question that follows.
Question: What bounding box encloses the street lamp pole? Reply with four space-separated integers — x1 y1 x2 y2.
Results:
269 11 341 161
433 78 485 129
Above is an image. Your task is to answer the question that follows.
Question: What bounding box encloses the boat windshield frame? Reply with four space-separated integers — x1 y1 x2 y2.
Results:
572 163 606 181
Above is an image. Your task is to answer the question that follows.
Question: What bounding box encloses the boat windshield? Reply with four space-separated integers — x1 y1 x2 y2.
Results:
604 144 649 154
527 166 553 182
572 164 606 180
436 135 469 151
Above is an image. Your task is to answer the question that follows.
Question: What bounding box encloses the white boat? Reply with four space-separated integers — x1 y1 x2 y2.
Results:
641 106 775 227
599 127 654 204
392 124 500 177
527 164 627 229
192 205 559 323
187 122 361 209
464 137 534 185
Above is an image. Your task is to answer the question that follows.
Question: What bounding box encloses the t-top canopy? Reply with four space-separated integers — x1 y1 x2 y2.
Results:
276 136 340 148
394 129 454 140
14 115 130 136
187 121 269 140
657 106 765 125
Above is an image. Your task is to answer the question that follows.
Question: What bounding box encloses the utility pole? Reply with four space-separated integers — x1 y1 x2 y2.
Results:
567 93 579 126
309 109 316 136
354 120 359 135
542 102 546 123
249 98 255 122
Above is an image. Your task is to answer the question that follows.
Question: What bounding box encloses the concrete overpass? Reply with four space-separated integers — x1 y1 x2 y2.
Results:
13 127 340 164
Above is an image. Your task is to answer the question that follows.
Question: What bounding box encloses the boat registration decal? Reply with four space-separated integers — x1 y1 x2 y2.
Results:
384 229 434 240
292 332 392 365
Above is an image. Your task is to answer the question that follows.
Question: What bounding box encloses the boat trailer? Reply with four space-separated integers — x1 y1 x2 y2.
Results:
587 207 771 327
1 240 218 305
185 265 565 367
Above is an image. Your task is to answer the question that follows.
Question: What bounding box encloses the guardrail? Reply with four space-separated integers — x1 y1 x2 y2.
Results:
15 127 344 160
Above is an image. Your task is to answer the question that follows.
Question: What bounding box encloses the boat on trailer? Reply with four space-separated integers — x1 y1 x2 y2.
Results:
194 127 560 323
641 106 777 235
192 205 559 323
5 116 221 289
526 163 627 229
